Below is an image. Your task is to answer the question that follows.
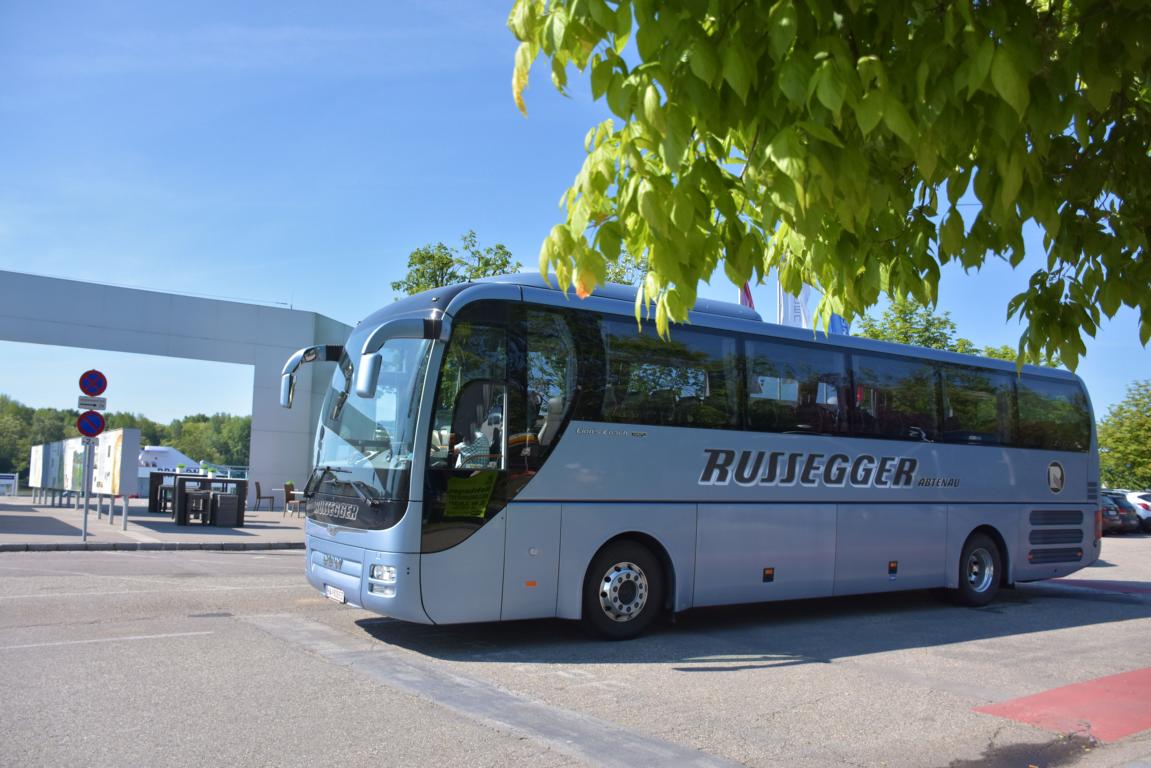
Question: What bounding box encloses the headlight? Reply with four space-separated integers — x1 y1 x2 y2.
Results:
370 564 397 583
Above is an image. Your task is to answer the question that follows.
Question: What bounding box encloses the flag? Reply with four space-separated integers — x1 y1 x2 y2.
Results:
828 314 850 335
777 282 811 328
739 282 755 309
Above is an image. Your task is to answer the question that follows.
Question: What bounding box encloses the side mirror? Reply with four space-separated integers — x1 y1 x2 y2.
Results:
280 345 343 408
354 353 382 398
354 315 445 397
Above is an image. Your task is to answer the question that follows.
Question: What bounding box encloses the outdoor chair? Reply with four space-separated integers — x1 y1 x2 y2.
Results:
283 481 306 518
253 481 275 512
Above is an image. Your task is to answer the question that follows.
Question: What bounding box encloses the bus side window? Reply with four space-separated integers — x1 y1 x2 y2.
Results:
599 318 739 430
746 340 848 435
940 366 1015 445
851 354 938 441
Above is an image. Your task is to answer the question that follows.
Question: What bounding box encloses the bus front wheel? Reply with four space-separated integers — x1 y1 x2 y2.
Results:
582 541 665 640
953 533 1001 607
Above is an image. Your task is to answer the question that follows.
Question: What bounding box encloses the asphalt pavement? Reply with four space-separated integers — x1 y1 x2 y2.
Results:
1 515 1150 767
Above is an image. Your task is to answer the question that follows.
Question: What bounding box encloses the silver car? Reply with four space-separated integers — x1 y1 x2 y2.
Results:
1123 490 1151 532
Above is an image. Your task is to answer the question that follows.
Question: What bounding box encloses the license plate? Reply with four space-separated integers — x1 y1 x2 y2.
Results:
324 584 346 604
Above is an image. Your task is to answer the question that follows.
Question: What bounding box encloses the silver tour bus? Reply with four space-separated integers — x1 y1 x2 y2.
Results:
281 274 1099 639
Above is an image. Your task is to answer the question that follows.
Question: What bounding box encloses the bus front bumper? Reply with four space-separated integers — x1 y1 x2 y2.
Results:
305 534 431 624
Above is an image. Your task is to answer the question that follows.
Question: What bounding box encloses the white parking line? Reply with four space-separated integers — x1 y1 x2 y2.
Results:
1 631 213 651
119 530 162 543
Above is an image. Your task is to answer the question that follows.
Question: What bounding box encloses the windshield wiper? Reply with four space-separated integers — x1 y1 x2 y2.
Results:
303 465 350 497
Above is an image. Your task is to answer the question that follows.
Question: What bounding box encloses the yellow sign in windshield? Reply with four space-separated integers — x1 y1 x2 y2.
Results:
443 472 498 519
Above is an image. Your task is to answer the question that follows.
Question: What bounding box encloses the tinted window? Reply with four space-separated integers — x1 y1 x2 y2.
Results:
423 304 511 553
1017 377 1091 451
600 319 739 429
852 355 939 441
746 340 849 434
941 366 1015 445
526 309 578 462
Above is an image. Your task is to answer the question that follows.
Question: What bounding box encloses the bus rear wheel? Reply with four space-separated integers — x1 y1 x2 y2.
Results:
582 541 664 640
953 533 1001 607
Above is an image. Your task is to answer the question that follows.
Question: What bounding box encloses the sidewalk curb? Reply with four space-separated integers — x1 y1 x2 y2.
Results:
0 542 306 553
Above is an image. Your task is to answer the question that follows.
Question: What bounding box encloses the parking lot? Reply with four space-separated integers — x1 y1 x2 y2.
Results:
1 535 1149 768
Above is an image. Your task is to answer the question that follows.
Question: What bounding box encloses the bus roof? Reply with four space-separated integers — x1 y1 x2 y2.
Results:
365 273 1080 384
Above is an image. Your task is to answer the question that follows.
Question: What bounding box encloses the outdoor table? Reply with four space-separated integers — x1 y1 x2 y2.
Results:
172 476 248 526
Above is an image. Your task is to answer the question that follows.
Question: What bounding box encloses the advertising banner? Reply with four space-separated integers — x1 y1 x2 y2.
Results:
28 445 43 488
92 429 140 497
28 428 141 495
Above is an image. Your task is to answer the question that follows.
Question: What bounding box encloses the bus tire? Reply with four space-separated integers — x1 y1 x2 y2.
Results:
953 533 1001 607
582 541 665 640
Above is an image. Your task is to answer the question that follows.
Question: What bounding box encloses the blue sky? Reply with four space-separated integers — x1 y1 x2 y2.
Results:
0 0 1143 423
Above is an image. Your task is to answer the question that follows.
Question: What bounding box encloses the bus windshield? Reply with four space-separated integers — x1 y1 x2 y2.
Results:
309 337 432 529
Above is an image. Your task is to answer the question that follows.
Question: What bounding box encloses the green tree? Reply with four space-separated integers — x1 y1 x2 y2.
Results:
856 299 959 349
856 298 1022 360
604 249 647 285
1098 380 1151 489
391 231 523 296
510 0 1151 368
0 394 253 480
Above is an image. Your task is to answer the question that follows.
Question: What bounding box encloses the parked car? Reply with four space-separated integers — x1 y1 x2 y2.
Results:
1102 492 1142 533
1123 490 1151 532
1100 495 1124 535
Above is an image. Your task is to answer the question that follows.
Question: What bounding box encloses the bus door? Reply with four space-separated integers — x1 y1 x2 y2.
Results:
420 305 514 623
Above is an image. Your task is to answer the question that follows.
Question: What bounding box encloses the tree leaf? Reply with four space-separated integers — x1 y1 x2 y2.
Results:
768 0 798 63
689 38 719 85
591 56 614 100
882 93 915 143
766 126 803 180
778 58 810 106
854 91 884 135
797 120 844 147
722 42 752 104
815 61 845 116
999 150 1023 212
939 208 964 256
606 76 634 118
991 46 1029 118
967 38 994 98
638 180 667 236
513 41 534 115
545 9 568 53
643 83 665 131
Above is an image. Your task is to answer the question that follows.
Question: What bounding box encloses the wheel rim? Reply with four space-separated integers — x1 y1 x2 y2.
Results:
597 561 649 623
966 547 995 594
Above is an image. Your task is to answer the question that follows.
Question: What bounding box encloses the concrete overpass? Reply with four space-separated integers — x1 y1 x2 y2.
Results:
0 269 352 503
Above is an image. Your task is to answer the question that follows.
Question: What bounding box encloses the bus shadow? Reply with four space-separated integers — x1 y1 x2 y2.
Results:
355 581 1151 670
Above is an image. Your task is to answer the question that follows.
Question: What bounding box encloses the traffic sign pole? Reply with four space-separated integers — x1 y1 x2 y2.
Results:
76 370 107 543
81 443 92 542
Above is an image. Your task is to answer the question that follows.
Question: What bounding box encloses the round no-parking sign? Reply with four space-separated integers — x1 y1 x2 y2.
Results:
76 410 106 437
79 369 108 397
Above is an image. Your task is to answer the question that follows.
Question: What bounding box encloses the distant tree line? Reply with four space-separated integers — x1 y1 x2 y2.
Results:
0 394 250 481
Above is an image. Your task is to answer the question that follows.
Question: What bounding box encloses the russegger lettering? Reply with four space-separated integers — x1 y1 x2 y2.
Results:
699 449 918 488
313 500 359 521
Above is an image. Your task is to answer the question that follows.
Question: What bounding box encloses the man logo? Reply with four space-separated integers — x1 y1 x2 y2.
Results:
1048 462 1065 494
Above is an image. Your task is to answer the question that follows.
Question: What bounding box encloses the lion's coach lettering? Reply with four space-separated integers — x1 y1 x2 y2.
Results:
699 449 919 489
